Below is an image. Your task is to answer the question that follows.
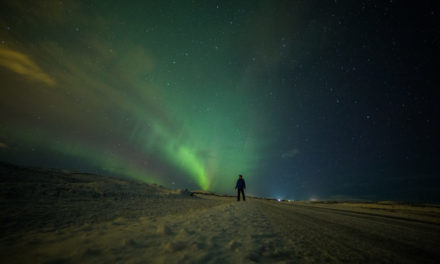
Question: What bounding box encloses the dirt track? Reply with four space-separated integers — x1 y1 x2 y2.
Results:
251 200 440 263
1 164 439 263
3 195 439 263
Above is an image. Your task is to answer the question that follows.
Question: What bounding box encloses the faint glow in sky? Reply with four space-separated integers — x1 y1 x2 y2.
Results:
0 47 55 86
0 0 438 201
0 0 263 193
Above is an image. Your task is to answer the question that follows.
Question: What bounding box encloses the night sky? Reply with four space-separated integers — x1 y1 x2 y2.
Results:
0 1 439 202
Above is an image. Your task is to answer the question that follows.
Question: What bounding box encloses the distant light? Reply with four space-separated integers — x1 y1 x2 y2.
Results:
277 198 281 202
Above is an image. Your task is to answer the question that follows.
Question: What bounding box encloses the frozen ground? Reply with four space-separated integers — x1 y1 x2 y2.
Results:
1 162 440 263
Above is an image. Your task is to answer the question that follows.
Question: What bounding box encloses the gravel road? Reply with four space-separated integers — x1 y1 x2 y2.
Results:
1 163 439 263
3 196 439 264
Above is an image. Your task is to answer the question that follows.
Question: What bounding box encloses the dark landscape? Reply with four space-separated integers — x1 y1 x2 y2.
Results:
1 1 439 263
1 163 439 263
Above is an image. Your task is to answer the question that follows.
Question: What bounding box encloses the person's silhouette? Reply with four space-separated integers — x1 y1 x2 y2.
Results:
235 174 246 201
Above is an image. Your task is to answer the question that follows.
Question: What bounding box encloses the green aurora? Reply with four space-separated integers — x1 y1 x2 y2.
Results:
2 1 438 202
0 0 268 193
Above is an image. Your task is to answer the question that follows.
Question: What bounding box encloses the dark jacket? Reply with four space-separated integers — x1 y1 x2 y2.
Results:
236 178 246 189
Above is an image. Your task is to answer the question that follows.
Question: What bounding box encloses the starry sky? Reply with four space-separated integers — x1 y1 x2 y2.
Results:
0 1 439 202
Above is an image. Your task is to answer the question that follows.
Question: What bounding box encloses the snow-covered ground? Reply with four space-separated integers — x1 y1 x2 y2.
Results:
1 162 440 263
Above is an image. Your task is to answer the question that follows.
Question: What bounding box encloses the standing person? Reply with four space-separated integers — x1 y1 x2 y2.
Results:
235 174 246 201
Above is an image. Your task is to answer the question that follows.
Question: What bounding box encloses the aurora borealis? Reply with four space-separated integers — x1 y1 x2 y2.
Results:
0 1 439 201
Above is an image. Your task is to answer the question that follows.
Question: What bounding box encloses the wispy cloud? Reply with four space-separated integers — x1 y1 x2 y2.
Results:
281 148 300 159
0 47 55 86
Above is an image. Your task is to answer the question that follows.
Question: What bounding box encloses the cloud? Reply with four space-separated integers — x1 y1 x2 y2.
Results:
0 47 55 86
281 148 300 159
